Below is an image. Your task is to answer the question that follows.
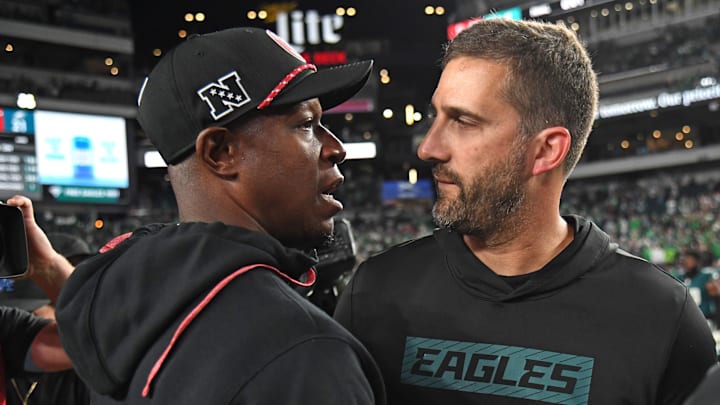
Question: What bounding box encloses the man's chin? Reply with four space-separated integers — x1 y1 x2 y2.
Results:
288 225 334 251
432 203 456 227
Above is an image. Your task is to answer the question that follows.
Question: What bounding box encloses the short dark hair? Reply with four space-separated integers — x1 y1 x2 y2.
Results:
443 19 598 175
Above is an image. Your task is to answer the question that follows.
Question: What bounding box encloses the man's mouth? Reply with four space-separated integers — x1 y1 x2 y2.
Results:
320 178 344 209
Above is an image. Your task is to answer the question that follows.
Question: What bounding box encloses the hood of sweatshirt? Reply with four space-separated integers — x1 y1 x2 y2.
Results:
436 215 615 302
55 222 317 398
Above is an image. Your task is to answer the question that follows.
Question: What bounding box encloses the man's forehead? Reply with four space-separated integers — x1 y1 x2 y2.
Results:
266 98 322 115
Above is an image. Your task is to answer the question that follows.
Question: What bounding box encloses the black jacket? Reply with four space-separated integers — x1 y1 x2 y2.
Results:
335 216 717 404
56 222 385 404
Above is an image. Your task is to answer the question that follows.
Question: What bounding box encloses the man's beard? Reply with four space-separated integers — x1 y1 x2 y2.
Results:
432 147 528 246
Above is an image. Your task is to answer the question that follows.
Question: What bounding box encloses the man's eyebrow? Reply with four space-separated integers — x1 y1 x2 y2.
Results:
291 99 322 115
439 104 487 123
264 100 317 118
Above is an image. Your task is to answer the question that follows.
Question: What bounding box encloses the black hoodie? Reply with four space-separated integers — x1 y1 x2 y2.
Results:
56 222 385 404
335 216 717 405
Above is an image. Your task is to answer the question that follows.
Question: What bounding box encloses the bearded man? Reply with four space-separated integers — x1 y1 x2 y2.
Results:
334 18 717 405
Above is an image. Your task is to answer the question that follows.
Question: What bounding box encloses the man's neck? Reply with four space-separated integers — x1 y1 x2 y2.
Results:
463 215 574 276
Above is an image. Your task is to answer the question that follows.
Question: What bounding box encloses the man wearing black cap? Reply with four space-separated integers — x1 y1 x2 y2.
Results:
52 27 384 404
47 233 93 267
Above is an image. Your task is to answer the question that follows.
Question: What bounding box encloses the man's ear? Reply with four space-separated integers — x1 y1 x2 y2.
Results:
530 126 571 176
195 127 241 178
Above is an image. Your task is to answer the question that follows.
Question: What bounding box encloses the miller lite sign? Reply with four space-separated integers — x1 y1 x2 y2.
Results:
275 9 344 52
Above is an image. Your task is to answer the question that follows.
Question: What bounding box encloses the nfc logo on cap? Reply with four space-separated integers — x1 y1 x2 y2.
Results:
197 71 252 120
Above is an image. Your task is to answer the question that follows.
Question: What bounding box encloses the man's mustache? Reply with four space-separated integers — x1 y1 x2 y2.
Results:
431 165 462 185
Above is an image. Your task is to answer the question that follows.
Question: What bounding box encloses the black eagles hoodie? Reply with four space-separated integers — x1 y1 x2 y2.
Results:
335 215 717 405
56 222 385 404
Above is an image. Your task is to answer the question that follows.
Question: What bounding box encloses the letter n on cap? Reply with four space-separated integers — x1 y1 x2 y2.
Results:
197 71 252 120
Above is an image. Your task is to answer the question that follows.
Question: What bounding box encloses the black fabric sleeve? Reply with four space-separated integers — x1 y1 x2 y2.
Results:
231 337 380 404
333 269 357 330
682 364 720 405
657 295 718 405
0 306 50 377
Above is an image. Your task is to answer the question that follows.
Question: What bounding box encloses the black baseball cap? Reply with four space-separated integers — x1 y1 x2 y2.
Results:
137 27 374 165
48 232 93 264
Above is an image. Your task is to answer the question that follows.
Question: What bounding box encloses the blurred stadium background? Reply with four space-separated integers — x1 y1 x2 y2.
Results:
1 0 720 334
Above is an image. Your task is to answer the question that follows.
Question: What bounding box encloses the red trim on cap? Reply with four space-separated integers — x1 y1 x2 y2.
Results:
257 64 317 110
141 264 316 397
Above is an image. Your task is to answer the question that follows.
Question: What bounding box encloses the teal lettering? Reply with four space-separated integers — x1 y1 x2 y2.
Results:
464 353 496 383
518 359 551 390
547 363 581 394
433 351 466 380
492 356 517 386
410 347 440 377
401 337 594 404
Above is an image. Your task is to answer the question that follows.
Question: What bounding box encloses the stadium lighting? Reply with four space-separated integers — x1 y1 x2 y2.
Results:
405 104 415 126
408 168 418 184
345 142 377 160
16 92 37 110
700 77 717 87
144 150 167 168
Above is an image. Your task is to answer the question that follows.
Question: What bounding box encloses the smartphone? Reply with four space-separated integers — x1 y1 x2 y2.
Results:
0 203 28 278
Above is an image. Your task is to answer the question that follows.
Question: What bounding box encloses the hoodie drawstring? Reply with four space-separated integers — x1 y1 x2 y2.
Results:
141 264 316 397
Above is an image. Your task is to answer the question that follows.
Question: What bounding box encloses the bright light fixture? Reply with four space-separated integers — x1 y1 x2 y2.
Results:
17 92 37 110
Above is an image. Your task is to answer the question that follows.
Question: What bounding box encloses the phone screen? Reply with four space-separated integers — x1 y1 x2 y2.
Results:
0 203 28 278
